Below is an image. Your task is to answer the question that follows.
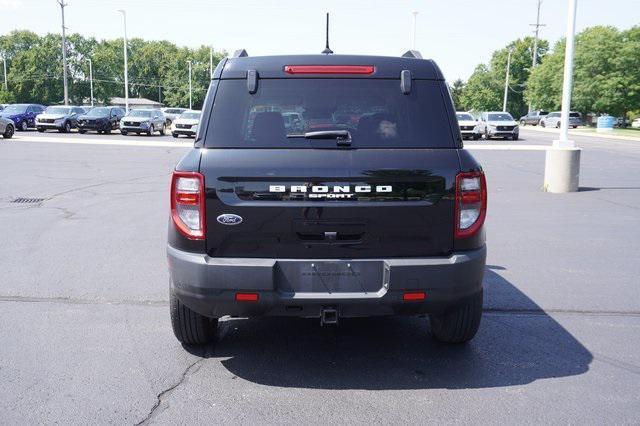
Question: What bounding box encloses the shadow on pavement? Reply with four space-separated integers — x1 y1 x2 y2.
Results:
185 268 592 390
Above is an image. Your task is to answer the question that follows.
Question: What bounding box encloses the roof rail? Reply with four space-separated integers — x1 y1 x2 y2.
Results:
402 50 423 59
233 49 249 58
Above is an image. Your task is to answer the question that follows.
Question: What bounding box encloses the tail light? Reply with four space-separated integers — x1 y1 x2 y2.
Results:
455 170 487 238
171 171 205 240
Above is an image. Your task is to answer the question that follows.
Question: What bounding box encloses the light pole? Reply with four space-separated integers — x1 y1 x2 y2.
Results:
187 60 193 109
1 54 7 91
529 0 546 112
543 0 580 193
411 11 419 50
58 0 69 105
117 9 129 112
503 48 513 112
86 58 94 107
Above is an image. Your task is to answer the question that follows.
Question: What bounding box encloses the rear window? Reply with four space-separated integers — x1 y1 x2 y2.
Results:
570 112 581 118
204 79 455 148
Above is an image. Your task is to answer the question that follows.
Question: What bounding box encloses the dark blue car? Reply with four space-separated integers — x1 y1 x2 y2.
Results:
0 103 46 131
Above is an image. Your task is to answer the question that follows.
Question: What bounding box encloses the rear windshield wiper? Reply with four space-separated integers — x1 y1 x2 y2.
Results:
287 130 352 146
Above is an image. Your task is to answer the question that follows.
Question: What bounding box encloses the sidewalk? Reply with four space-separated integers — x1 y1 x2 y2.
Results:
521 125 640 142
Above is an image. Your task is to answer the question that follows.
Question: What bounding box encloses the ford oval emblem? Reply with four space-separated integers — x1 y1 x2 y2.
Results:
217 214 243 225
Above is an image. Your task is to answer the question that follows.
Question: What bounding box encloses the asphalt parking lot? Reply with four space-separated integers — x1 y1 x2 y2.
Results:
1 129 639 424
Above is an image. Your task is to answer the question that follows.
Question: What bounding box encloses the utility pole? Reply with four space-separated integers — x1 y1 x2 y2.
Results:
58 0 69 105
411 11 419 50
209 46 213 79
529 0 546 111
503 48 513 112
187 60 192 109
86 58 93 107
158 85 162 104
1 54 7 91
117 10 129 112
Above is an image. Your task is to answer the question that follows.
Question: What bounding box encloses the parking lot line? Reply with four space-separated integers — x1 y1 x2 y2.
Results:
8 135 551 151
7 135 193 148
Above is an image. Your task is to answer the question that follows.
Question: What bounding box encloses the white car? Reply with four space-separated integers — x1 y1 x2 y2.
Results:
171 110 201 138
456 112 480 140
477 111 519 140
161 107 188 126
631 118 640 129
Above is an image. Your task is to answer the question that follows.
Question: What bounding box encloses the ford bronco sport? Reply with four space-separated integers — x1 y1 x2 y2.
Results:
168 51 487 345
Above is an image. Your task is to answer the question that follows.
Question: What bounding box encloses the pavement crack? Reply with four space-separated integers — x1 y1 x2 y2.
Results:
135 348 210 425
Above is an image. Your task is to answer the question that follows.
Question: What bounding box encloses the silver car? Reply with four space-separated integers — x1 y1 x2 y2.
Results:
540 111 582 129
120 109 166 136
0 116 15 139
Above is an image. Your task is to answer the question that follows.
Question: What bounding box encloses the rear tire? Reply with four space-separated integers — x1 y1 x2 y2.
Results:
20 121 28 131
121 130 128 136
37 127 45 133
170 286 217 345
172 133 179 138
429 290 483 343
3 123 14 139
79 129 87 134
540 121 546 128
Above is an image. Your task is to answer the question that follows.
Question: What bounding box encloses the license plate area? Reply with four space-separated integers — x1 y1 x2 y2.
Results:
276 260 386 294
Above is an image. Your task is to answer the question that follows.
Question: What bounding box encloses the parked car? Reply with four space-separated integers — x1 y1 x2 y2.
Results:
171 110 201 138
0 116 15 139
477 111 519 140
77 106 125 134
0 104 8 112
631 118 640 129
540 111 582 128
0 103 46 131
167 51 487 345
519 110 548 126
35 105 86 133
161 107 187 126
455 112 480 140
120 108 166 136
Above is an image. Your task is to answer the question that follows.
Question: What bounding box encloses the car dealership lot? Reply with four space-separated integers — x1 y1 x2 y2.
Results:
1 129 639 423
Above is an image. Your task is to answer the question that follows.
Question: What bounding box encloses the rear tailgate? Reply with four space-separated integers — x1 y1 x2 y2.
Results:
201 148 458 259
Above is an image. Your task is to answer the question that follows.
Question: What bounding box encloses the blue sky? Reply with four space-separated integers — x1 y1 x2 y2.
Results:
2 0 638 80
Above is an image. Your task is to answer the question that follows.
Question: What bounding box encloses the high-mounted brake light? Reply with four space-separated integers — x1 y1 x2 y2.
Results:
454 170 487 239
171 171 206 240
284 65 375 75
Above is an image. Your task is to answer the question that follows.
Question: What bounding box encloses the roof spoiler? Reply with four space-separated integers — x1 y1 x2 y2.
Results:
402 50 423 59
233 49 249 58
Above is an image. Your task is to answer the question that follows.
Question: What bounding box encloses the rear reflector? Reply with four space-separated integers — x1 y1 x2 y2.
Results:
403 292 426 301
235 293 259 302
284 65 375 75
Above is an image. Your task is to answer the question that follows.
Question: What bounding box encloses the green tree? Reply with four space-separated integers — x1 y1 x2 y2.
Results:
526 25 640 117
460 37 548 117
449 79 465 110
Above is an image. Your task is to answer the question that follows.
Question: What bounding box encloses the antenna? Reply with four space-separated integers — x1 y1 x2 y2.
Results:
322 13 333 54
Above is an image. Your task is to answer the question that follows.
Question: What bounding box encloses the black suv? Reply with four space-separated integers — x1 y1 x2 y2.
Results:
168 52 487 345
519 110 548 126
77 106 125 134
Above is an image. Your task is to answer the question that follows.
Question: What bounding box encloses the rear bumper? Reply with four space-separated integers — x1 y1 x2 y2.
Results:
168 245 486 319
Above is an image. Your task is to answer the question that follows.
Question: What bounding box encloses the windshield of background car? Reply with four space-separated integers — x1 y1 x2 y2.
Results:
165 109 184 114
45 107 71 114
204 79 455 149
488 113 514 121
456 113 474 121
128 110 153 117
86 107 109 116
180 112 200 120
3 105 27 114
